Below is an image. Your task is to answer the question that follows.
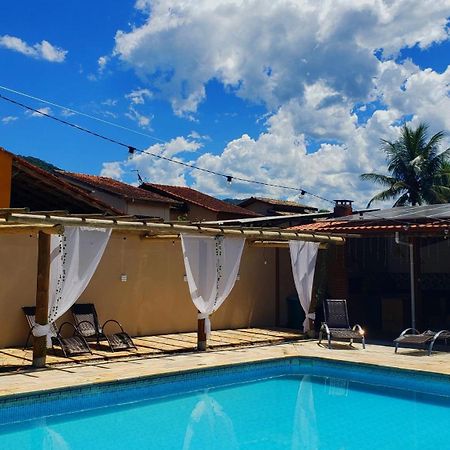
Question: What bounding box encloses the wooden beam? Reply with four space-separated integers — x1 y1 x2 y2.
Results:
250 240 329 249
5 213 345 244
33 231 51 368
0 224 63 235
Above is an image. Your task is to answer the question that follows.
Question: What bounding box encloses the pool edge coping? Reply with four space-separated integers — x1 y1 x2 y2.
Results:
2 347 450 403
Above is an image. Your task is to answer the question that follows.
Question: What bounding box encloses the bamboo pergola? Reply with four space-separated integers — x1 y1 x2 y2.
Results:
0 210 345 244
0 209 345 366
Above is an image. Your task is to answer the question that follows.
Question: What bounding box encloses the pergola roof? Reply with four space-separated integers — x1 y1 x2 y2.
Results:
0 209 345 244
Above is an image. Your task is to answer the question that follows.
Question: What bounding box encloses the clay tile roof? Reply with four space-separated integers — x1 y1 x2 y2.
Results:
239 196 317 210
290 220 448 234
1 148 121 215
141 183 260 217
59 172 179 205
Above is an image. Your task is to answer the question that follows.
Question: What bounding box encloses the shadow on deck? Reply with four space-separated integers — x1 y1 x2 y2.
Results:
0 327 305 373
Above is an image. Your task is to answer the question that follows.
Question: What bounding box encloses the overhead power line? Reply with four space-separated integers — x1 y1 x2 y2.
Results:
0 84 167 143
0 92 335 204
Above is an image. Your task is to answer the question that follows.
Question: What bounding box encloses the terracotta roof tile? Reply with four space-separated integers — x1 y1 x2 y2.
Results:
142 183 260 216
59 172 179 204
0 148 121 214
290 220 449 234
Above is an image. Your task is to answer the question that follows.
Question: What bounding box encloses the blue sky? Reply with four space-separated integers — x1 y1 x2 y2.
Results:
0 1 449 208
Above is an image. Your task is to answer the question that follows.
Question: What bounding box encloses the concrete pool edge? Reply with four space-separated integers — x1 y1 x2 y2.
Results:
1 343 450 405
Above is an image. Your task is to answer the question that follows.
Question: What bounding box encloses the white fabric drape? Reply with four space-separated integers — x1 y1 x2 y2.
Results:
289 241 319 332
181 234 245 337
33 226 111 346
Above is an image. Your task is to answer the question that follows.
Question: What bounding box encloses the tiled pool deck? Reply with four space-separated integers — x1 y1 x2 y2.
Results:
0 334 449 399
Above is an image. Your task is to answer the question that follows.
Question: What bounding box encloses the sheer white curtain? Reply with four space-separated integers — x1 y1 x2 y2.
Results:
181 234 245 337
33 226 111 345
289 241 320 332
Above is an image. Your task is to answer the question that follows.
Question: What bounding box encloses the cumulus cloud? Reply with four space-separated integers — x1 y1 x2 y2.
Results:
1 116 18 124
100 162 125 180
107 0 450 208
0 35 67 62
106 136 202 185
25 107 52 118
114 0 449 115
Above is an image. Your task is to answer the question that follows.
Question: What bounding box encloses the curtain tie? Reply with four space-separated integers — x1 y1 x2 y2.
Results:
32 323 53 348
303 313 316 332
32 323 51 337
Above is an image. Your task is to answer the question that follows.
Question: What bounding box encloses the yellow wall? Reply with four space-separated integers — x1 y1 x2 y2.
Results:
0 233 295 348
0 152 12 208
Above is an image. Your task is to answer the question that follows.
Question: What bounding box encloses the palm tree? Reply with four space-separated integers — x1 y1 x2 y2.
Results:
360 123 450 207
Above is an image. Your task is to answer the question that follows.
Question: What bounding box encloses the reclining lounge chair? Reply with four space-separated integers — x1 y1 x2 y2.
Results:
394 328 450 356
22 306 91 358
319 299 365 349
71 303 136 352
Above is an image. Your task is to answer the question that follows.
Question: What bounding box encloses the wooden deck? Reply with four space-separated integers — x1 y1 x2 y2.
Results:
0 327 304 372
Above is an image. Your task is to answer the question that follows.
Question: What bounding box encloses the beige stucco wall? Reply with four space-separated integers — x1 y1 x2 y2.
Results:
126 200 171 220
0 232 295 348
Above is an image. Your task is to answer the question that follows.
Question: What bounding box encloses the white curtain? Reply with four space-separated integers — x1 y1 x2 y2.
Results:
33 226 111 345
289 241 319 332
181 234 245 337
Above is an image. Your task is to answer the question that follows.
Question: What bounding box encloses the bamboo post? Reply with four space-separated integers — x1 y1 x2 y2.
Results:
197 313 207 351
32 231 51 368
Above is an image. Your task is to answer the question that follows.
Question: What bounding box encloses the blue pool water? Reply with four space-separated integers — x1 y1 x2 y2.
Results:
1 358 450 449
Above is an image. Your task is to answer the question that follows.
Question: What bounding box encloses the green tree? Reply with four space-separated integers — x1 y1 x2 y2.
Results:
360 123 450 207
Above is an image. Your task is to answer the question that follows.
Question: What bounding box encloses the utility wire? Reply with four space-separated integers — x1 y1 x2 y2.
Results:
0 92 335 204
3 90 449 228
0 84 167 143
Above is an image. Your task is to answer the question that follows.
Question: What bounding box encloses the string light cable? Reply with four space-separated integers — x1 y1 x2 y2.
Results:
0 92 334 204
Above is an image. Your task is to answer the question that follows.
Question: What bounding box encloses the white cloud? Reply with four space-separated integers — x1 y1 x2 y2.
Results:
125 88 152 105
98 55 109 73
107 0 450 208
101 98 118 107
100 162 125 180
108 136 202 185
1 116 18 124
114 0 449 115
125 106 153 128
61 109 75 117
0 35 67 62
25 107 52 118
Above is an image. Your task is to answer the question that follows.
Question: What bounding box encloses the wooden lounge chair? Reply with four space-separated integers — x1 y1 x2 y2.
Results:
71 303 136 352
22 306 92 358
319 299 365 349
394 328 450 356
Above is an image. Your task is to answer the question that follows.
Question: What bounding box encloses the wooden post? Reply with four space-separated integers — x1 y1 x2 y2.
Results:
275 248 280 327
197 313 207 351
411 237 422 330
32 231 51 368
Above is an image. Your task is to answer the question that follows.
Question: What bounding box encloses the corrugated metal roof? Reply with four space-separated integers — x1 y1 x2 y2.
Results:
339 204 450 222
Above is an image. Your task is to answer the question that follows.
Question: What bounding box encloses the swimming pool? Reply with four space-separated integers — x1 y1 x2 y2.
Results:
1 358 450 449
